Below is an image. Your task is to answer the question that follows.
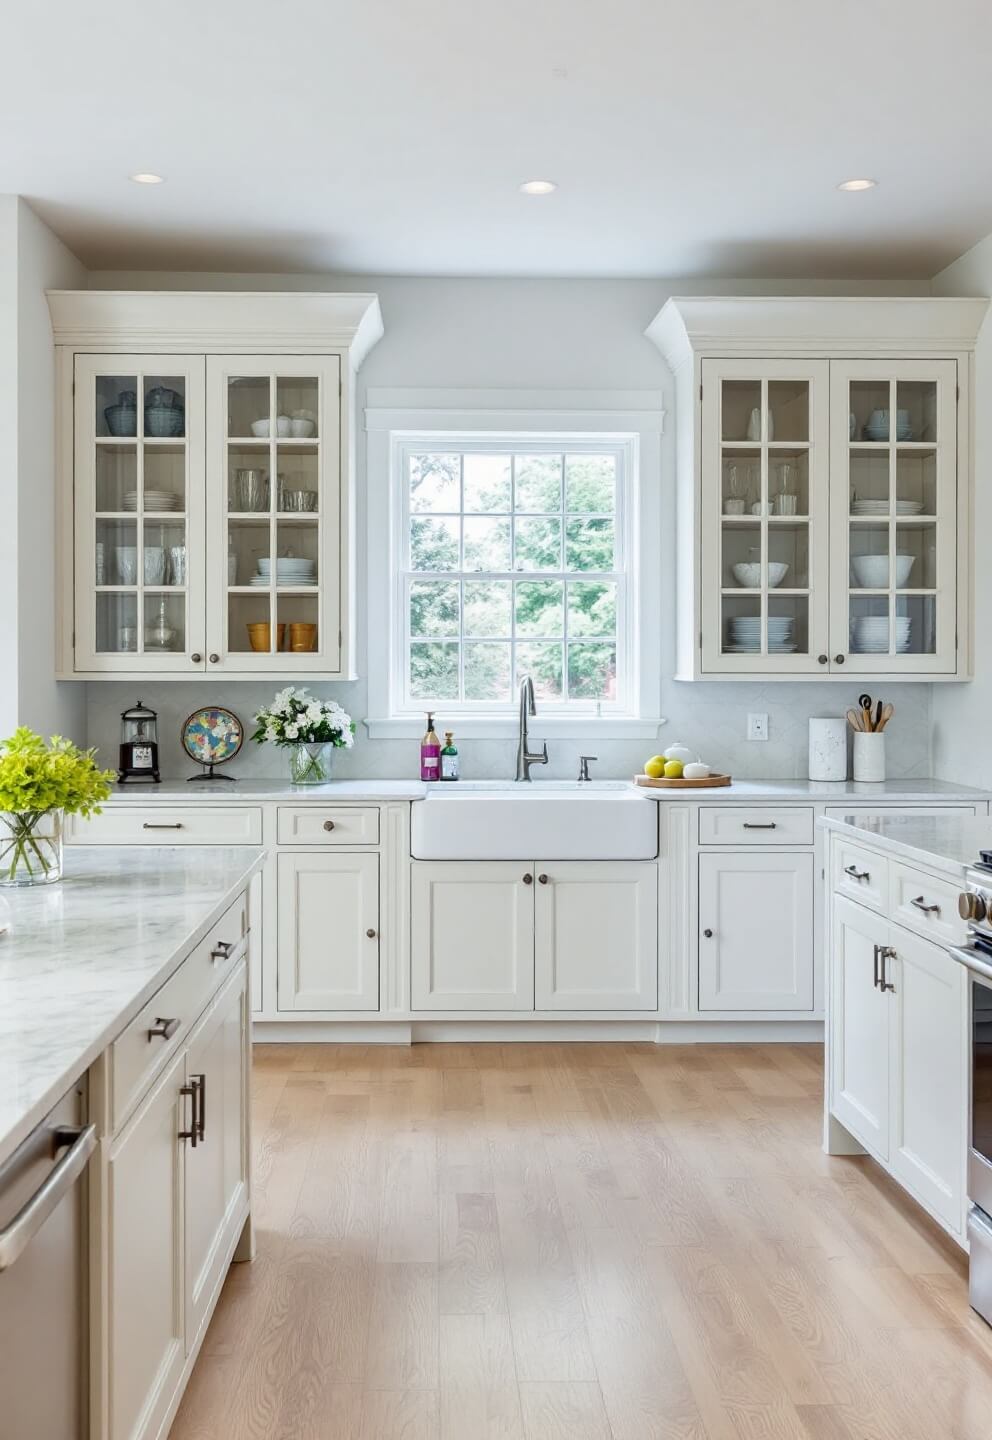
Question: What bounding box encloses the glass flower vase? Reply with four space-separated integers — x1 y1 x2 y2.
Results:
0 808 64 886
288 742 335 786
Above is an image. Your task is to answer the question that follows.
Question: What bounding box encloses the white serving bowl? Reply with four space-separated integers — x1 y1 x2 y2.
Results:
290 417 316 438
682 762 711 779
851 554 915 588
732 562 789 588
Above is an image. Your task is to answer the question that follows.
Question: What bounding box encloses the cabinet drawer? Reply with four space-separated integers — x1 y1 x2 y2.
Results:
890 861 967 948
832 838 888 912
67 805 262 846
276 806 379 846
698 807 814 847
111 893 248 1130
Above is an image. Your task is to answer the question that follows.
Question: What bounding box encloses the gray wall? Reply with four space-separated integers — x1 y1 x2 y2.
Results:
85 270 934 781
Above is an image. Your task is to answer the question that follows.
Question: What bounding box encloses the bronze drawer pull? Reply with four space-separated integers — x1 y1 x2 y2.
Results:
844 864 870 882
143 822 183 830
323 820 336 832
210 939 235 963
366 928 377 939
910 895 941 916
148 1017 180 1042
743 822 777 830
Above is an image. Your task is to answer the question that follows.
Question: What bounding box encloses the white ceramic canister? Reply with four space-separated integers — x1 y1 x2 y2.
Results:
808 717 847 781
852 731 886 783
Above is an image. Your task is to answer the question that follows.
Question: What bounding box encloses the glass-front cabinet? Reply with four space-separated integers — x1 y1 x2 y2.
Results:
830 359 958 675
73 355 206 672
72 353 341 675
701 359 830 674
206 356 341 675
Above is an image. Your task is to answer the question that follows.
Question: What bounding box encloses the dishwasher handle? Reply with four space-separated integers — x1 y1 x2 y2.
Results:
0 1123 96 1274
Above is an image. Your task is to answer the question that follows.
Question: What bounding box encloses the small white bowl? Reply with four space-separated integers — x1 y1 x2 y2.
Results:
682 762 711 780
276 414 292 437
250 418 270 437
290 417 316 438
732 561 789 588
851 554 915 588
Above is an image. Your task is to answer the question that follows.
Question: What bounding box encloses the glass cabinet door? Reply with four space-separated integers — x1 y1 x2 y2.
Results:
73 355 206 672
830 359 957 674
206 356 341 673
700 359 830 674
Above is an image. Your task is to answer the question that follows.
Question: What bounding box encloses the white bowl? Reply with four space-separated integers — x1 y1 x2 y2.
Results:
290 417 316 438
250 418 270 437
732 562 789 588
851 554 915 588
682 762 711 780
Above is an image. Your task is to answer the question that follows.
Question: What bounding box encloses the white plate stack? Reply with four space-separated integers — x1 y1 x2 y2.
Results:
851 499 924 517
251 557 316 587
726 616 797 654
123 490 182 513
851 616 911 653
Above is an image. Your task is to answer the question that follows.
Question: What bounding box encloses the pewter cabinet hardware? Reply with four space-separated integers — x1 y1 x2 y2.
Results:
148 1017 180 1042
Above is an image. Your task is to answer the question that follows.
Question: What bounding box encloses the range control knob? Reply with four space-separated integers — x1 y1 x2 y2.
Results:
959 891 988 923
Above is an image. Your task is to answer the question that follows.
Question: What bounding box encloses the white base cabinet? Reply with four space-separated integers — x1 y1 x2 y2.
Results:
827 859 969 1240
534 862 657 1011
698 851 814 1011
277 851 380 1011
411 862 535 1010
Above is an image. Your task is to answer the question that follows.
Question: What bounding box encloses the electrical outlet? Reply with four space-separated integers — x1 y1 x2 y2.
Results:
748 712 769 741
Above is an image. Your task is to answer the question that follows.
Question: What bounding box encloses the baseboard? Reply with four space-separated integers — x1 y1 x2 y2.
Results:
252 1019 824 1045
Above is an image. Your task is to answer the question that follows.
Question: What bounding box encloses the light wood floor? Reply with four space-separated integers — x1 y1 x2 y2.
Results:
168 1042 992 1439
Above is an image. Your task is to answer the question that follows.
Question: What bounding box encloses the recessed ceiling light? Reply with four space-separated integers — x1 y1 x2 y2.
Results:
129 172 165 185
837 178 877 191
519 179 557 195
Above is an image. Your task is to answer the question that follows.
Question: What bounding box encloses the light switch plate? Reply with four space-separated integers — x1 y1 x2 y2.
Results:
748 712 769 741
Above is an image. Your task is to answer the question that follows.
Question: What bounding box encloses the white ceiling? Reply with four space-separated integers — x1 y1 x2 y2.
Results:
4 0 992 279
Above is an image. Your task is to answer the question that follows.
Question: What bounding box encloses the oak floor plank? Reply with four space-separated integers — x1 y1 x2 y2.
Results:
168 1041 992 1440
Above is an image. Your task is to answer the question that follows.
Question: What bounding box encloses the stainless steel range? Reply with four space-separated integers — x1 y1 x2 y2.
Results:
953 856 992 1327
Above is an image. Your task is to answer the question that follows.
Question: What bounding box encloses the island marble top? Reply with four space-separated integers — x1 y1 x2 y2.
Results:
818 812 992 880
0 846 264 1165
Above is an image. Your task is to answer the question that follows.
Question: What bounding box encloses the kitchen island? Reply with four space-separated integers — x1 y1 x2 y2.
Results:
0 844 264 1440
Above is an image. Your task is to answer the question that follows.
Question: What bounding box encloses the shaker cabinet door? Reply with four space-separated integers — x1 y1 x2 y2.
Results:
534 862 658 1010
697 850 814 1012
277 851 380 1011
828 897 891 1158
411 862 535 1011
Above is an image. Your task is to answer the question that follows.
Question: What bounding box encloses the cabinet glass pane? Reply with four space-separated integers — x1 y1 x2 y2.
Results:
767 380 809 443
278 594 319 654
721 457 759 515
897 520 938 589
850 596 901 654
227 377 270 438
721 380 761 441
768 523 810 589
143 594 185 653
721 595 761 654
142 445 186 512
897 594 937 655
275 520 318 588
275 377 319 438
229 518 269 587
96 445 137 512
276 445 318 512
96 592 138 653
231 593 277 654
228 446 270 513
896 449 937 514
896 380 938 442
768 454 808 516
141 520 187 587
142 376 186 438
96 376 137 437
850 380 892 441
849 524 891 590
768 595 806 655
721 520 762 588
849 448 890 511
97 519 137 584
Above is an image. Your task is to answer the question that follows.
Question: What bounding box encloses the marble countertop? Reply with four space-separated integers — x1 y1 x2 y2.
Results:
0 846 264 1165
818 813 992 879
101 777 987 805
634 777 990 803
106 778 428 802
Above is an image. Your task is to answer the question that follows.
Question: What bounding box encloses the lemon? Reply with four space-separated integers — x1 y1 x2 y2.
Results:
643 755 666 778
663 759 684 779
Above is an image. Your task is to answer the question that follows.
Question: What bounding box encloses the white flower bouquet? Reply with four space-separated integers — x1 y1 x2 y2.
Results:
251 688 355 784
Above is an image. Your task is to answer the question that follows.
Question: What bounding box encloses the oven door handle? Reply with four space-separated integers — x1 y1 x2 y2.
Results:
0 1123 96 1273
950 945 992 984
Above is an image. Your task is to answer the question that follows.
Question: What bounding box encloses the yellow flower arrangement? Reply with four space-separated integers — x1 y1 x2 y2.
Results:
0 728 115 884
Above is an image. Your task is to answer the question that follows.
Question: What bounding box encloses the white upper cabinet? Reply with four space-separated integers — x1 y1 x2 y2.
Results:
647 296 987 680
49 290 383 680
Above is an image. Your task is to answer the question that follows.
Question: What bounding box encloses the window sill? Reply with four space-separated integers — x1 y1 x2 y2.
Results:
364 716 668 741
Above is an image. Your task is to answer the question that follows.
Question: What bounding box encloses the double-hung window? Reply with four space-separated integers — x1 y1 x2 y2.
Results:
393 437 634 717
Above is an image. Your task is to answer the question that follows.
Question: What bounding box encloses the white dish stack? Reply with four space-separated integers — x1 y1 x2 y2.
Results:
726 616 796 654
123 490 181 513
851 616 911 653
250 557 316 587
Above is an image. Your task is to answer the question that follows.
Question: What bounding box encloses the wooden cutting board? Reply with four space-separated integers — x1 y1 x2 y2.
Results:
633 772 732 790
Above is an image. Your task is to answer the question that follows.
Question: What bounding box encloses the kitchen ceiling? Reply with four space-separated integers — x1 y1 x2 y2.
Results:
3 0 992 278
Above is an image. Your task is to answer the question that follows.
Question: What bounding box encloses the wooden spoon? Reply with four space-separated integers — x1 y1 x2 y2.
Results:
877 703 894 732
846 708 864 732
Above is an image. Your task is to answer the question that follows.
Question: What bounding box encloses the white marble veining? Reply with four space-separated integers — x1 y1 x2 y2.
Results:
818 813 992 880
634 778 990 803
104 778 428 803
0 846 264 1164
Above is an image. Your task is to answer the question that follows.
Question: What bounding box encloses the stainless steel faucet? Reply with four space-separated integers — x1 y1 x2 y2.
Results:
515 675 548 782
577 755 597 782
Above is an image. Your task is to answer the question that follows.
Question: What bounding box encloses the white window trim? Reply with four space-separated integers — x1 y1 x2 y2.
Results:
364 389 667 740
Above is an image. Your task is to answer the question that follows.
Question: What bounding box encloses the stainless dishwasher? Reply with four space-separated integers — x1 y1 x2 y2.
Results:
0 1083 96 1439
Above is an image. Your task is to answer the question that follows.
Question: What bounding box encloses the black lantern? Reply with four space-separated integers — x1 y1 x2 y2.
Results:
118 700 161 784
